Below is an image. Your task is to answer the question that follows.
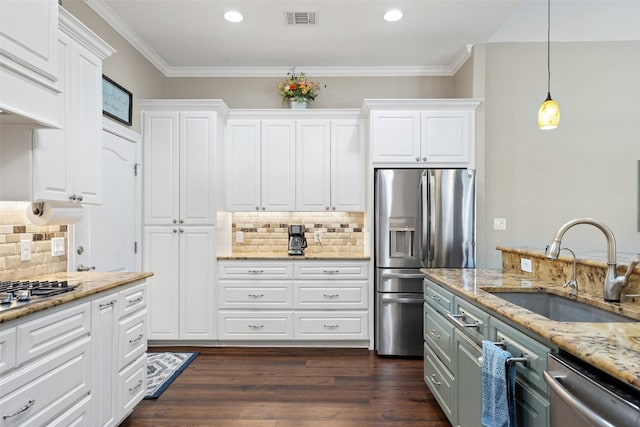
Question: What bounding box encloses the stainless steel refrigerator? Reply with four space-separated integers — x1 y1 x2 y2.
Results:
375 168 475 356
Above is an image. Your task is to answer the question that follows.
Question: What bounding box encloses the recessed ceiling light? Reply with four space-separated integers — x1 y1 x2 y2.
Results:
224 11 243 23
383 9 403 22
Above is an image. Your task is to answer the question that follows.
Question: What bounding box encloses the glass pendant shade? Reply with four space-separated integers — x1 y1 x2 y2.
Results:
538 92 560 130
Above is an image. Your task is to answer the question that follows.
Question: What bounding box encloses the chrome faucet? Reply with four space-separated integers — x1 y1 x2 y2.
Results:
544 218 639 302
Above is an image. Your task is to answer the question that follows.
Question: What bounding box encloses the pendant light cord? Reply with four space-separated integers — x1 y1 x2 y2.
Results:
547 0 551 94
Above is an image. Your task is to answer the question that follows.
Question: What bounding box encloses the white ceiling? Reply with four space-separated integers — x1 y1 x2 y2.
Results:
85 0 640 77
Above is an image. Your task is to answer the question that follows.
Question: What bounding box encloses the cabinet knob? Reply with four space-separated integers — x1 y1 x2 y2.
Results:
422 157 427 162
255 207 260 211
332 207 336 211
415 157 420 162
179 228 184 233
76 195 83 201
325 206 330 211
261 207 266 211
69 194 77 201
173 219 178 224
179 219 184 224
173 229 178 233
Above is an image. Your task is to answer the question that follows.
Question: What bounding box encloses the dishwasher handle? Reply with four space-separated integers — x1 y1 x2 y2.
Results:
543 370 616 427
380 294 424 304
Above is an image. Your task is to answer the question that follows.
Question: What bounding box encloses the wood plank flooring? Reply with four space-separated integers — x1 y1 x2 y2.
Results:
120 347 450 427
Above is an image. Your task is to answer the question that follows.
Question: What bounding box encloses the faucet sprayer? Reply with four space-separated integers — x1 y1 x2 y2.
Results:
544 218 639 302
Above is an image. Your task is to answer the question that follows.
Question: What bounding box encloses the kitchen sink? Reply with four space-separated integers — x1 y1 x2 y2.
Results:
489 291 635 323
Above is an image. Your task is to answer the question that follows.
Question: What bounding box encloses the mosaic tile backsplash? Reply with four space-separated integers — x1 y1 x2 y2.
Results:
0 202 68 280
231 212 365 254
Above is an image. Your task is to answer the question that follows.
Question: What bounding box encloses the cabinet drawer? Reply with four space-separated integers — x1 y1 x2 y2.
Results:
0 337 91 427
0 327 16 375
294 281 367 309
294 311 368 340
423 343 455 424
424 279 454 315
451 296 489 345
294 262 369 280
218 281 292 309
119 309 147 369
119 353 147 419
119 281 147 319
491 317 552 394
218 261 293 279
16 302 90 366
44 395 92 427
424 305 454 371
218 311 293 340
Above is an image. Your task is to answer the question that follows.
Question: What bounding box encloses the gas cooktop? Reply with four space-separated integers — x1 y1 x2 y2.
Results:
0 280 78 312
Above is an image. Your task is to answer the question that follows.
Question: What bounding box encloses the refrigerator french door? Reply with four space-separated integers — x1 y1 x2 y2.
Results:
375 168 475 356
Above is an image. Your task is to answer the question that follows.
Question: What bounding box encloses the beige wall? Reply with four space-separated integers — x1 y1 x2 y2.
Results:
480 41 640 268
166 76 454 108
62 1 167 132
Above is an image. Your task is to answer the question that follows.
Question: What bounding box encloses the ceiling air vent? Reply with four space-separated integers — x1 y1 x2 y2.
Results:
286 12 317 25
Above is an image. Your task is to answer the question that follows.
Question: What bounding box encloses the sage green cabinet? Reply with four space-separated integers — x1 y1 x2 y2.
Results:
423 277 555 427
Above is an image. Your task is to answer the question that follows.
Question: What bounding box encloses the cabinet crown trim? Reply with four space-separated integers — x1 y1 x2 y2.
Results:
361 98 482 114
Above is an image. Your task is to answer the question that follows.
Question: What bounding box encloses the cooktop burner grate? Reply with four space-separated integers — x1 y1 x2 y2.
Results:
0 280 78 312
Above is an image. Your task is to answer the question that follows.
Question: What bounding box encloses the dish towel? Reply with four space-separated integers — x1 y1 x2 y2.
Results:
481 340 517 427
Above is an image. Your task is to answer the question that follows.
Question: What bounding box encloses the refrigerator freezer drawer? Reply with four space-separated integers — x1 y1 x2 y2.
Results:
375 292 424 356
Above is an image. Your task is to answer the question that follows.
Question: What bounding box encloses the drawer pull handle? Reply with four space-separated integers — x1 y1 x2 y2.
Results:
447 311 480 329
248 294 264 298
128 296 143 304
430 294 441 302
129 334 144 344
323 294 339 299
429 329 441 339
99 299 117 308
323 270 339 274
129 380 144 392
248 324 264 329
3 399 35 419
429 374 442 386
323 324 339 329
248 270 264 274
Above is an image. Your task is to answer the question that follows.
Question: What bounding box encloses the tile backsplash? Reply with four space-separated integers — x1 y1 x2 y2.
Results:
0 202 68 280
232 212 365 254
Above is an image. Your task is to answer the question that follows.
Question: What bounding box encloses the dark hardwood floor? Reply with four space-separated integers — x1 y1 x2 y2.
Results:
120 347 450 427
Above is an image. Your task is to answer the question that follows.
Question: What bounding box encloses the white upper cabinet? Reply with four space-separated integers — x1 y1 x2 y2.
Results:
0 0 60 127
261 120 296 211
329 119 364 211
364 99 481 168
295 120 331 211
225 120 261 211
142 101 227 225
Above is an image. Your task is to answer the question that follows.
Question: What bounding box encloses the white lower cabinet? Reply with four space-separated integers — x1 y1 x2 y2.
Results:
217 260 369 343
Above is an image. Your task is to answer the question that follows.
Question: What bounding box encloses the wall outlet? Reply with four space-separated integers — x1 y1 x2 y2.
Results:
51 237 65 257
493 217 507 230
520 258 533 273
314 231 322 243
235 231 244 243
20 240 32 261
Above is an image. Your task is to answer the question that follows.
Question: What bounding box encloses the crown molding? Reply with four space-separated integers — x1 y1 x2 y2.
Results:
86 0 472 78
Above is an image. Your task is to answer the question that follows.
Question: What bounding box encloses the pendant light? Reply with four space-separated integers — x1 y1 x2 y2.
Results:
538 0 560 129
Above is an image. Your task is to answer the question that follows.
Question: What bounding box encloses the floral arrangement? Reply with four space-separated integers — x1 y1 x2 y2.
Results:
278 67 321 103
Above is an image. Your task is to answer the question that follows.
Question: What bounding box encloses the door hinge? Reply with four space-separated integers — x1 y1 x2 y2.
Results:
134 241 138 254
134 163 140 176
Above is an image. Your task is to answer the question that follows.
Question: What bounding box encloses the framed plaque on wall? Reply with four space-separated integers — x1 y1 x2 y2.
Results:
102 75 132 126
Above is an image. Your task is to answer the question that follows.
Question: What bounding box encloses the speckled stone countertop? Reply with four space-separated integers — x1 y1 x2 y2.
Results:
218 251 370 260
422 268 640 391
0 271 153 324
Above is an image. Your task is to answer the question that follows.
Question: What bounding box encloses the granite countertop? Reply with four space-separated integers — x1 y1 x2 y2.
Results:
422 268 640 391
0 271 153 324
218 251 370 260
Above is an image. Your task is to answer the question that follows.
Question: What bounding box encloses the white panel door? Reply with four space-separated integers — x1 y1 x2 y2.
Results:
421 111 471 165
71 125 138 273
331 119 364 211
179 226 216 340
179 112 216 224
144 227 180 340
295 120 330 211
143 112 179 225
225 120 261 211
261 120 295 211
371 111 421 164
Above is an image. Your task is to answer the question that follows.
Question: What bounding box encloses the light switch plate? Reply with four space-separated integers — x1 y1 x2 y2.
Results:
493 218 507 230
521 258 533 273
20 240 32 261
51 237 65 256
235 231 244 243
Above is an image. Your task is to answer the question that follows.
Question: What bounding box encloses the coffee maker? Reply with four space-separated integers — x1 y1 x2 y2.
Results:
288 224 308 256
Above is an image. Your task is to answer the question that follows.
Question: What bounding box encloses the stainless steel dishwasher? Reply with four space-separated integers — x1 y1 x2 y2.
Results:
544 353 640 426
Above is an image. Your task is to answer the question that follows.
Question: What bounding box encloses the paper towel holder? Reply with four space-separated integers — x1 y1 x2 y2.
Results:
31 202 45 216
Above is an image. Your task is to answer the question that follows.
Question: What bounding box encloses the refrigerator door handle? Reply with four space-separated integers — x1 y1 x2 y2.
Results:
381 271 425 280
419 172 429 266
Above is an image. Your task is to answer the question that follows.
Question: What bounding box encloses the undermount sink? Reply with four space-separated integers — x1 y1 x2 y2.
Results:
489 292 635 323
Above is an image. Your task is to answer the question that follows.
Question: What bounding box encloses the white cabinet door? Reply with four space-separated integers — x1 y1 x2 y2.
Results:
295 120 331 211
143 112 180 225
330 119 364 211
179 226 216 340
91 293 119 427
180 112 216 224
144 227 180 340
371 111 421 164
421 110 472 165
225 120 261 211
261 120 295 211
